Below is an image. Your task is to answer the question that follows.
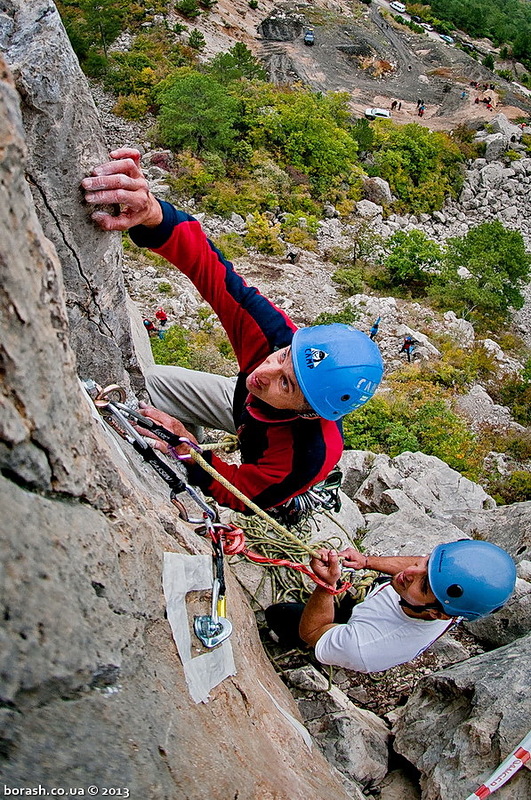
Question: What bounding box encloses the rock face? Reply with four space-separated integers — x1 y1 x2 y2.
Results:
0 49 354 800
393 634 531 800
258 12 304 41
0 0 146 392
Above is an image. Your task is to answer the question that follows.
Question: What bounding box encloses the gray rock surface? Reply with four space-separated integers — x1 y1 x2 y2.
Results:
0 0 143 391
394 634 531 799
435 501 531 561
286 665 389 792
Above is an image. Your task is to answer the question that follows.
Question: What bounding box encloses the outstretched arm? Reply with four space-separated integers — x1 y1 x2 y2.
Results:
82 148 162 230
339 547 426 576
299 549 341 647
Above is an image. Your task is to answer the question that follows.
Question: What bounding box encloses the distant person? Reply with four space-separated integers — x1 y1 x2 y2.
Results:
369 317 381 341
155 306 168 326
391 100 398 111
400 335 415 362
266 541 516 674
143 318 158 337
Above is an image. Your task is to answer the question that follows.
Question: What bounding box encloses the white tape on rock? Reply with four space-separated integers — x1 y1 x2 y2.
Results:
163 552 236 703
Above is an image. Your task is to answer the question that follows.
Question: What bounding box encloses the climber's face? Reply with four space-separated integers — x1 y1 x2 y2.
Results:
391 557 438 608
246 347 307 412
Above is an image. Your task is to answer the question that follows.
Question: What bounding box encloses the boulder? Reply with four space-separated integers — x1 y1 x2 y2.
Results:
432 501 531 561
362 509 469 556
355 199 383 218
0 0 143 392
393 634 531 800
286 665 390 792
258 12 304 41
455 384 523 432
484 132 509 161
362 176 393 206
465 577 531 647
490 112 523 142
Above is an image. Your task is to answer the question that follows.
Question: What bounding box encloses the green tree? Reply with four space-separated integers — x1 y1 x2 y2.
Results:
188 29 206 49
383 229 443 292
371 122 464 213
430 221 531 326
208 42 267 83
157 71 240 153
483 53 495 70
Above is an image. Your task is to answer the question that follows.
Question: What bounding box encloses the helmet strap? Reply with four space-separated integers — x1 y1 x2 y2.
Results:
399 598 445 615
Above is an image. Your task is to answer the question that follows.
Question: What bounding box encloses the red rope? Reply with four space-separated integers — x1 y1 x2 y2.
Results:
219 525 351 596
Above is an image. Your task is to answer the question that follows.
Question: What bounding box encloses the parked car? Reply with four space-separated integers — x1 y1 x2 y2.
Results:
389 1 406 12
304 30 315 46
421 22 434 31
410 15 422 23
439 34 455 44
364 107 391 120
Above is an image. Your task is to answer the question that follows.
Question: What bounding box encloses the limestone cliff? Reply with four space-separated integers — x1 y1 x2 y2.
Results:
0 6 355 797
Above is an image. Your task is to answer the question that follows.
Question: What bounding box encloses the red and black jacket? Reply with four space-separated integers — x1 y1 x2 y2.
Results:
130 202 344 511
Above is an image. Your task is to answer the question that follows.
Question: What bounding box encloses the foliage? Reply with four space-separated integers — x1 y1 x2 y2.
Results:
207 42 267 83
158 282 173 294
188 29 206 50
332 268 364 294
490 470 531 505
150 324 193 367
157 71 241 153
491 358 531 425
483 53 495 70
150 319 236 374
244 213 285 255
369 122 464 213
421 0 531 68
428 221 531 328
103 28 191 108
211 232 248 260
395 340 497 389
382 229 443 292
343 390 483 478
313 306 360 326
176 0 201 19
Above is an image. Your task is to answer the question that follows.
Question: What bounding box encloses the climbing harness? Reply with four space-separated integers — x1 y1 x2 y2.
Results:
465 728 531 799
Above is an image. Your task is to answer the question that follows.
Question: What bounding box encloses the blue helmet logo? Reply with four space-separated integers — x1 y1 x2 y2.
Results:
292 324 384 420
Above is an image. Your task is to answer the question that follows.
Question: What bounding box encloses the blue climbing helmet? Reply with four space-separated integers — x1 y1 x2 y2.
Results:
291 324 384 420
428 540 516 620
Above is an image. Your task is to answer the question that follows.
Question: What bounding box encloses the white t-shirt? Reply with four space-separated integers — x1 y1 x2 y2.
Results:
314 581 455 673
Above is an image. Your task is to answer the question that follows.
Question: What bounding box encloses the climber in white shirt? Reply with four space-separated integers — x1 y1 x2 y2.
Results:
266 540 516 673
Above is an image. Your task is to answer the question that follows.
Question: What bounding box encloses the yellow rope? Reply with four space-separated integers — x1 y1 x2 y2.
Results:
188 448 319 557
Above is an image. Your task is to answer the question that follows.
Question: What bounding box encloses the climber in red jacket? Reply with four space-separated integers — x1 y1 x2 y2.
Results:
82 149 384 513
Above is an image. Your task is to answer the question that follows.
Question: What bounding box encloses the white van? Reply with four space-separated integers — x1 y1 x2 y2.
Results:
389 1 406 12
365 107 391 120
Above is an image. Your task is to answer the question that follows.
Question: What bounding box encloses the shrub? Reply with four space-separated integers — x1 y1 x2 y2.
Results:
382 229 443 293
244 213 285 255
188 29 206 49
176 0 201 18
313 306 360 326
212 232 248 260
332 267 364 295
248 0 258 8
158 282 173 294
343 390 483 479
492 471 531 504
112 94 149 120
